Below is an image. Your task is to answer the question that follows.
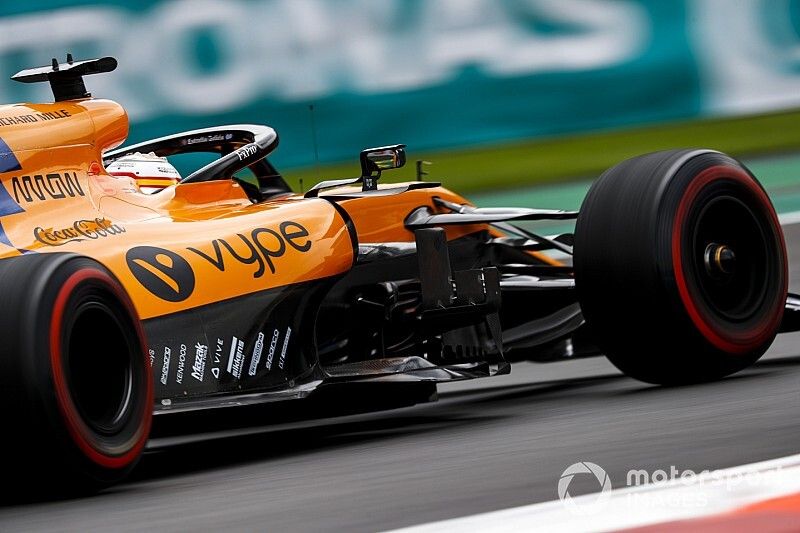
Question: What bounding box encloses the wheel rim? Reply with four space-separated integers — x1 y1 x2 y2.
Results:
689 196 769 322
50 268 152 470
671 165 786 354
66 301 135 436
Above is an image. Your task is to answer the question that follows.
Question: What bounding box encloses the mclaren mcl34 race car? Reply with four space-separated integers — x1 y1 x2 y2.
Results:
1 56 798 490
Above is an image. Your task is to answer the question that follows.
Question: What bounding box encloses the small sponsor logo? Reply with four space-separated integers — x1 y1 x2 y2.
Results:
235 143 258 161
34 217 125 247
227 336 245 379
157 166 179 175
192 343 208 381
278 327 292 370
0 113 39 126
249 332 265 376
183 133 231 146
148 348 155 368
160 346 171 386
126 246 196 302
0 109 71 128
265 329 279 371
11 171 84 203
176 343 187 384
211 338 224 379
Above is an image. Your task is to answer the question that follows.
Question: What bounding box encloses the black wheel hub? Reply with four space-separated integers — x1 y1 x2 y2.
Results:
687 193 771 323
67 300 135 436
703 243 736 278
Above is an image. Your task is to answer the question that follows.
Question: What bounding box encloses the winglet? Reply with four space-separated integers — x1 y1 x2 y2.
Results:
11 55 117 102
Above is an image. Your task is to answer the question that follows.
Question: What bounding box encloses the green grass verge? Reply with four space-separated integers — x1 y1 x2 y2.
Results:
282 109 800 194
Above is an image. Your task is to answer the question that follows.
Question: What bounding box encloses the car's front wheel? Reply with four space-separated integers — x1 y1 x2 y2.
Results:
573 149 787 384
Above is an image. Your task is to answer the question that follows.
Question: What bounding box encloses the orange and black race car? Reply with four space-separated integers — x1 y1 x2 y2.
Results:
1 56 798 490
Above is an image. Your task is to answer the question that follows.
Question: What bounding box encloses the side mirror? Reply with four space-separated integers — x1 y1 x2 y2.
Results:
360 144 406 191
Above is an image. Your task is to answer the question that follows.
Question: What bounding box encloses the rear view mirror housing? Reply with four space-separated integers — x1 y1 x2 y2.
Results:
360 144 406 191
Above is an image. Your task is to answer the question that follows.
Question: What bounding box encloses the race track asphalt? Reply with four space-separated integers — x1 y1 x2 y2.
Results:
2 228 800 532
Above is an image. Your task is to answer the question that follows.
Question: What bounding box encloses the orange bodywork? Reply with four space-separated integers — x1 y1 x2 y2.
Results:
0 98 518 323
332 187 562 266
0 100 358 320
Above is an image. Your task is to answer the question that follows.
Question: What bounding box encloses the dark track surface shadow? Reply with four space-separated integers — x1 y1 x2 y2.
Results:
444 375 623 407
0 371 624 508
438 373 622 400
133 412 505 482
131 372 653 486
4 351 800 532
611 353 800 396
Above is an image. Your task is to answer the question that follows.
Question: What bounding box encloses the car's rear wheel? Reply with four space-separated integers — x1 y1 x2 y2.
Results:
0 254 152 492
573 150 787 384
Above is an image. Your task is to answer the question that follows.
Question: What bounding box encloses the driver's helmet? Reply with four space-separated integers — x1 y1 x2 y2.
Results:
106 152 181 194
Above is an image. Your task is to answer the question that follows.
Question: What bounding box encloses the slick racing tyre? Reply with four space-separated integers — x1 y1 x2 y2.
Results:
0 254 152 492
573 150 787 385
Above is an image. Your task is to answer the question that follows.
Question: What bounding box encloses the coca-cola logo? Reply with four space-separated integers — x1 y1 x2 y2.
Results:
34 217 125 246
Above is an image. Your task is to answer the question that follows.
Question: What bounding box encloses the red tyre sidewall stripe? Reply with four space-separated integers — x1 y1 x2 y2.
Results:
50 269 153 470
671 165 787 354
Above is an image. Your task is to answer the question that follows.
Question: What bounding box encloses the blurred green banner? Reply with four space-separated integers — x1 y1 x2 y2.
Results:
0 0 798 168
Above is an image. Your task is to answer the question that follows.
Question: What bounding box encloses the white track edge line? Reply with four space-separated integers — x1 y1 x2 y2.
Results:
387 453 800 533
779 209 800 226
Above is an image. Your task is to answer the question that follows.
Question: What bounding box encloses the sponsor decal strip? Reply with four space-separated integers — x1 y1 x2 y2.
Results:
34 217 125 246
227 336 245 379
192 342 208 382
235 143 258 161
160 347 171 386
265 329 279 371
249 332 265 376
11 172 84 203
175 344 186 384
226 337 237 374
278 327 291 370
183 133 233 145
212 338 223 379
0 109 71 127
